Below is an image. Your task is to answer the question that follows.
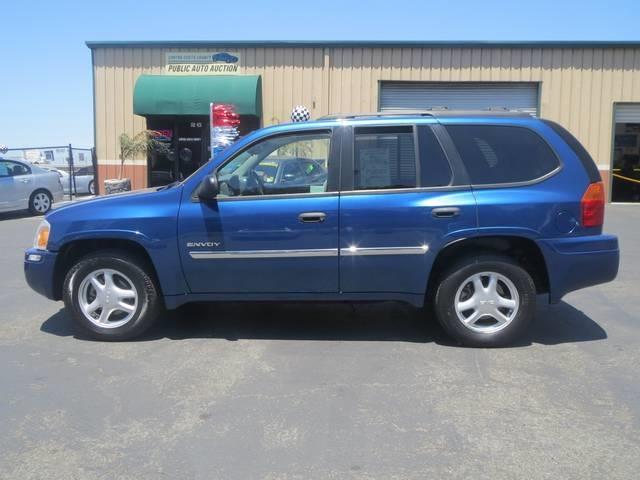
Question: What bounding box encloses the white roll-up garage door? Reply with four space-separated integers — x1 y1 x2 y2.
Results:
614 104 640 123
380 82 539 116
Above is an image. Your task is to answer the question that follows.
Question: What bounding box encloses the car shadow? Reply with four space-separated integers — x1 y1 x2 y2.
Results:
0 210 37 221
40 299 607 347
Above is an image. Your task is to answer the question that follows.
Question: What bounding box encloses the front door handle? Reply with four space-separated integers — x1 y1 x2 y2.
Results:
432 207 461 218
298 212 327 223
19 179 30 183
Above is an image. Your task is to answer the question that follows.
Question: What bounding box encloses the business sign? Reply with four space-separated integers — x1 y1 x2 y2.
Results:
165 51 241 75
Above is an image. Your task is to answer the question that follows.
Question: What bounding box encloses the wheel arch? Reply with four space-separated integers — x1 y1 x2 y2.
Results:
427 235 550 300
52 238 162 301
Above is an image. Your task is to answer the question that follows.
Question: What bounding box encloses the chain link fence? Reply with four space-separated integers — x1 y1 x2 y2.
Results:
1 145 96 200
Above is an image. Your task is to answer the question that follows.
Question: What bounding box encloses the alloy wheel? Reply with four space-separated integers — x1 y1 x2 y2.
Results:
454 271 520 334
77 268 139 328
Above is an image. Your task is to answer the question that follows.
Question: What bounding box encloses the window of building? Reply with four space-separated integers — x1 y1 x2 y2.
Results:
446 125 560 185
217 132 331 197
354 126 417 190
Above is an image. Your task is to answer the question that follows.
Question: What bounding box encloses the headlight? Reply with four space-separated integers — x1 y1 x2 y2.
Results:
33 220 51 250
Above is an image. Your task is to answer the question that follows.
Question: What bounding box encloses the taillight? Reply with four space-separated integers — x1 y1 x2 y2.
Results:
581 181 605 227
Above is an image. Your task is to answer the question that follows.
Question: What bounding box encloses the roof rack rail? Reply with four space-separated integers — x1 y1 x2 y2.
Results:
319 110 434 120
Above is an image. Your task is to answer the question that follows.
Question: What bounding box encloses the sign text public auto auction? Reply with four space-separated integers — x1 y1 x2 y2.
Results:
165 52 241 75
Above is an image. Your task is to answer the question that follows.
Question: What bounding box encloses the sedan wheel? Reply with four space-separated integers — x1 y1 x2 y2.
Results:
29 190 52 215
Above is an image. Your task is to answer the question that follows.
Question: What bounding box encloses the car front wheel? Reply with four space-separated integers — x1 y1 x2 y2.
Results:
433 255 536 347
63 251 163 340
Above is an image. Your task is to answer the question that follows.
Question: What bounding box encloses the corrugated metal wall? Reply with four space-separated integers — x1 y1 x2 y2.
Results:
93 46 640 182
379 82 540 114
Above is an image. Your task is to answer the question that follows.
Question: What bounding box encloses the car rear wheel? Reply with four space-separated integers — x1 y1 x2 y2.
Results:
28 189 52 215
433 255 536 347
88 180 95 195
63 251 163 341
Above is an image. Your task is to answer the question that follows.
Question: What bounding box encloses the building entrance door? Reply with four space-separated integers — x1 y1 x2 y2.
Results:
176 119 210 180
147 117 211 186
612 104 640 203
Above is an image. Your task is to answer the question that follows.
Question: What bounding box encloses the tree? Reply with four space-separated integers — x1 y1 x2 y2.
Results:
118 130 168 179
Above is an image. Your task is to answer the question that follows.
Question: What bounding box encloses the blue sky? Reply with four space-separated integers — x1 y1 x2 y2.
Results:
1 0 638 148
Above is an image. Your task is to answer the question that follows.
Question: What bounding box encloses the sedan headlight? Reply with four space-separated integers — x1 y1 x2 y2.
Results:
33 220 51 250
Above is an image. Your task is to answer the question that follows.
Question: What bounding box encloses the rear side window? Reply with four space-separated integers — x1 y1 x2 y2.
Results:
446 125 560 185
542 120 601 183
418 126 452 187
354 126 416 190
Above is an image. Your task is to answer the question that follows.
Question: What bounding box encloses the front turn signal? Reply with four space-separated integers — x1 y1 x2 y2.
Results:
34 220 51 250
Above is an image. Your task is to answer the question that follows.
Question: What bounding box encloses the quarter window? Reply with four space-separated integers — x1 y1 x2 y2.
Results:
354 126 417 190
446 125 560 185
418 126 452 187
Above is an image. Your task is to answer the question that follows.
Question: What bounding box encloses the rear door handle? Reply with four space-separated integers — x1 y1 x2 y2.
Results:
298 212 327 223
432 207 460 218
19 179 30 183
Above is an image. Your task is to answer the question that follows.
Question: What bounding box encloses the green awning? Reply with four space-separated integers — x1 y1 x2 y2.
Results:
133 74 262 117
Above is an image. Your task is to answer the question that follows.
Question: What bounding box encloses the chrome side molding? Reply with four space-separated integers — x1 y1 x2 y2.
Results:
189 245 429 259
189 248 339 259
340 245 429 256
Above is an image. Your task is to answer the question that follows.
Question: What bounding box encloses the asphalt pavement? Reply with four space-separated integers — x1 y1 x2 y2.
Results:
0 204 639 479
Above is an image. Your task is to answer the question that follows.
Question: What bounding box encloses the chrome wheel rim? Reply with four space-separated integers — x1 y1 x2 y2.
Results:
89 182 95 195
77 268 138 328
33 193 50 213
454 271 520 334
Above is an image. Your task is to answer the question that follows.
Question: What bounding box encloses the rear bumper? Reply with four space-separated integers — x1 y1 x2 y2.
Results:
24 248 59 300
53 189 64 202
538 234 619 303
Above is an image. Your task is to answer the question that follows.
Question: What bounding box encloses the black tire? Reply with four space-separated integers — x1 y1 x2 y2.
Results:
28 189 53 215
433 254 536 347
62 250 163 341
88 180 95 195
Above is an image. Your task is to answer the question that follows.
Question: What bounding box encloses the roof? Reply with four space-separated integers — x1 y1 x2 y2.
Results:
85 40 640 49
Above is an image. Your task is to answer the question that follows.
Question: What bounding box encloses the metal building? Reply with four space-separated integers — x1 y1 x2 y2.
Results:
87 41 640 201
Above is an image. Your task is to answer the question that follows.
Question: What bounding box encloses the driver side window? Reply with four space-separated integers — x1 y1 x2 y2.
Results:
216 132 331 198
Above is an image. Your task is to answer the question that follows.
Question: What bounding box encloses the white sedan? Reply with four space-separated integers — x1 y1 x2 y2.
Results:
51 166 96 195
0 159 64 215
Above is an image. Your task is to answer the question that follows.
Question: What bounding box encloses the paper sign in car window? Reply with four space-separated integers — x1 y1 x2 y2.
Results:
358 148 391 188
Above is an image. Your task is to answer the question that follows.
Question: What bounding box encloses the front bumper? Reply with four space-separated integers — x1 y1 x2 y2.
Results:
538 234 619 303
24 248 59 300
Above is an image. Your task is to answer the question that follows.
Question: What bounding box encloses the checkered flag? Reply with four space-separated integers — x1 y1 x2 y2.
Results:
291 105 311 123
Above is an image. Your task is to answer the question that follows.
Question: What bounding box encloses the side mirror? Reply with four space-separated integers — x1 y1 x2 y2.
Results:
197 174 219 200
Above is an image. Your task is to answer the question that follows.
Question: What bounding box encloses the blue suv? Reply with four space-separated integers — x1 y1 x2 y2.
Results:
24 112 619 346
